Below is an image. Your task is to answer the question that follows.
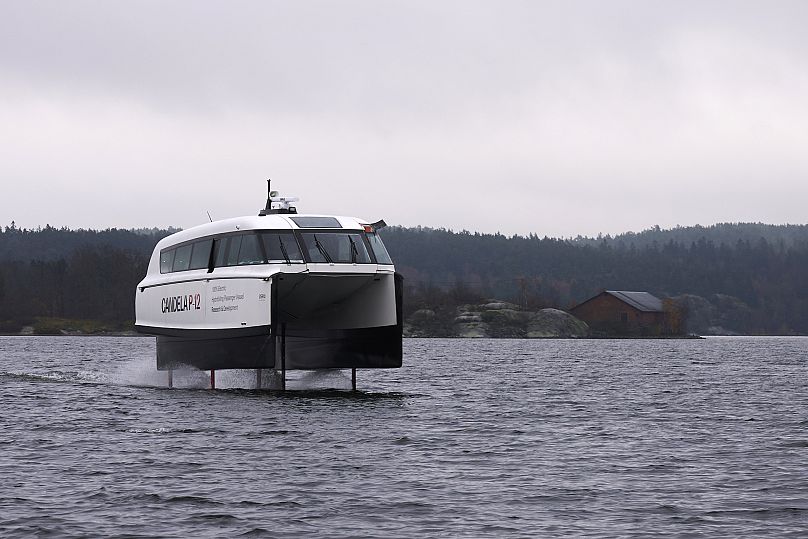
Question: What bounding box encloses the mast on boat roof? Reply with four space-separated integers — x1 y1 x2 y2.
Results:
259 179 299 216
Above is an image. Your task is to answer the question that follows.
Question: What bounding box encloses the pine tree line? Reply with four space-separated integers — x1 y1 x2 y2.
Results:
1 222 806 334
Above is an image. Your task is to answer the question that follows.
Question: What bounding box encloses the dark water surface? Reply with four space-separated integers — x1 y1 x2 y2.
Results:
1 337 808 537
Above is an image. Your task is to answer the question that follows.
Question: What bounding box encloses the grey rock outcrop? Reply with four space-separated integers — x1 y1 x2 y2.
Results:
454 308 487 337
526 308 589 338
447 301 588 338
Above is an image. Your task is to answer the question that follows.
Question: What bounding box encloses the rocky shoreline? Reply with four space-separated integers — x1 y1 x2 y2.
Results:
406 300 590 339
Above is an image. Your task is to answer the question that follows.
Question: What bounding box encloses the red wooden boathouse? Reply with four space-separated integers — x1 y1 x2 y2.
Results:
571 290 670 335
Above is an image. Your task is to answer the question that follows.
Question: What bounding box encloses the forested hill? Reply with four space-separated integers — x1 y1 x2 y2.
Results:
383 222 808 296
570 222 808 250
381 222 808 334
0 222 176 261
1 221 807 334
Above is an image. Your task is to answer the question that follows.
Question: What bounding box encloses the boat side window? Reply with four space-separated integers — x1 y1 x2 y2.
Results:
172 244 192 272
189 239 213 270
225 235 242 266
160 248 175 274
159 240 213 273
366 232 393 265
238 234 264 265
214 237 228 267
261 232 304 263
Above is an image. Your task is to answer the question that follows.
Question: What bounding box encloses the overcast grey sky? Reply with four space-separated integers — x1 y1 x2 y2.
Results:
1 1 806 237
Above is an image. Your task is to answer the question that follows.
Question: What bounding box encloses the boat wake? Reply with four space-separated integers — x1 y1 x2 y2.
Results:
2 357 354 391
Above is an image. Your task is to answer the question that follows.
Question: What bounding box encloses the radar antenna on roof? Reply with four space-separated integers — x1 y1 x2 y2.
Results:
259 179 299 216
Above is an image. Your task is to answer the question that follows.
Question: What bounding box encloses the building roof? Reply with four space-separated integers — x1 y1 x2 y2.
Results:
604 291 663 312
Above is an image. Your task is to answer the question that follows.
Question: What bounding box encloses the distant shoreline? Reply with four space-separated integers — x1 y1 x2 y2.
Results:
1 318 800 339
7 333 808 339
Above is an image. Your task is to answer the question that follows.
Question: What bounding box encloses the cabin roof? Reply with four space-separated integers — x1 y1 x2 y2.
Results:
571 290 664 313
154 213 369 251
604 291 664 312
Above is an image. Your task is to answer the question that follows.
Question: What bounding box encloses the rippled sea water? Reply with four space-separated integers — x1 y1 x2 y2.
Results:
1 336 808 537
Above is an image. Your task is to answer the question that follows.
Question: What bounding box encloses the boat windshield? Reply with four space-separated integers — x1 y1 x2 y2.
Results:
212 232 305 268
260 232 304 264
299 232 372 264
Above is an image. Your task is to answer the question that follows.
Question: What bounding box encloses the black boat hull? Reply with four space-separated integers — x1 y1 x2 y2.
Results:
136 273 403 371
